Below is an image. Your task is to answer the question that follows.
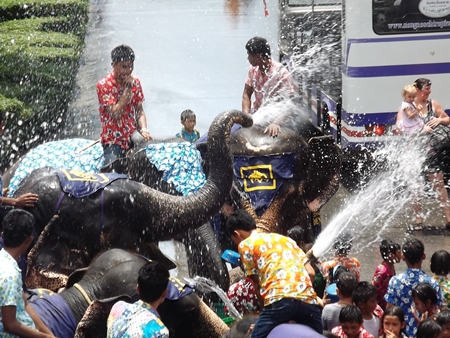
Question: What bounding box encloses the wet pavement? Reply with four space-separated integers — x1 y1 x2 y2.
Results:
66 0 450 282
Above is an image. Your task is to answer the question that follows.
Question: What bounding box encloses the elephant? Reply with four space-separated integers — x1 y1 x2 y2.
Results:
27 248 229 338
12 110 253 291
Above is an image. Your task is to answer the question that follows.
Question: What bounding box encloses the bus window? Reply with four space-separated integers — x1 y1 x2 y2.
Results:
288 0 341 5
373 0 450 34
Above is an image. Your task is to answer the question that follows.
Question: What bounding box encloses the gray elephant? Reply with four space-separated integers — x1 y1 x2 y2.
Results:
12 110 252 291
28 248 229 338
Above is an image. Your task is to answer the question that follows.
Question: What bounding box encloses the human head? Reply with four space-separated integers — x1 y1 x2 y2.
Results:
339 305 363 338
414 78 432 91
380 239 401 263
382 306 405 337
333 232 353 257
110 45 135 84
402 84 417 103
226 209 256 245
245 36 271 57
111 44 135 63
1 209 35 248
416 318 442 338
180 109 196 133
402 238 425 266
435 310 450 338
322 332 339 338
287 226 306 251
352 281 378 314
414 78 432 100
329 265 351 285
430 250 450 276
137 261 169 303
412 282 438 314
336 272 357 298
226 315 258 338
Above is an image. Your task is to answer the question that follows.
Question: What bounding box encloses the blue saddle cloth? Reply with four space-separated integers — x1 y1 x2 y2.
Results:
166 277 194 301
55 169 127 198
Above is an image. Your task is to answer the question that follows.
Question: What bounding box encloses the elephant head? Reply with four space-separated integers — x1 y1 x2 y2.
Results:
15 110 252 290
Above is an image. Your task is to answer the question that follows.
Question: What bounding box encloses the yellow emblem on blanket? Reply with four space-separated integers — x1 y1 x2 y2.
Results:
240 164 276 192
60 169 110 183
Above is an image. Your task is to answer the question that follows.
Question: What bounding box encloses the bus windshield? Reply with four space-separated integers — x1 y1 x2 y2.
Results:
288 0 341 5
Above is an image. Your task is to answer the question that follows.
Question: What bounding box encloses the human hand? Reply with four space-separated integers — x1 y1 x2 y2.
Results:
422 125 433 133
383 329 397 338
416 104 423 111
15 193 38 207
2 187 8 197
264 123 281 137
140 129 152 141
124 76 134 89
426 117 441 128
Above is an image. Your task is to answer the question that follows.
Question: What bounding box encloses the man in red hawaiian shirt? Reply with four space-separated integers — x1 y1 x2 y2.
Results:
96 45 151 166
241 36 296 137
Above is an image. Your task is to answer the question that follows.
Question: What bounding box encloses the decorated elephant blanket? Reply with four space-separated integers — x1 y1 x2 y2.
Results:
8 139 206 197
28 289 77 338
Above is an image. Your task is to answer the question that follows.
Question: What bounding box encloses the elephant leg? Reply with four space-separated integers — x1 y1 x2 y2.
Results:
158 293 200 338
182 222 230 293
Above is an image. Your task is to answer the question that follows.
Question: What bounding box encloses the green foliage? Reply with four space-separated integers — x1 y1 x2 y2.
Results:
0 1 88 170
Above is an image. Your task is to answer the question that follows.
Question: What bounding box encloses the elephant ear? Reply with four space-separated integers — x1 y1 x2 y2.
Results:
65 267 89 288
74 295 132 338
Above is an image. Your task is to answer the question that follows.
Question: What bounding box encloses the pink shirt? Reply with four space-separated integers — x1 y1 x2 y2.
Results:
245 58 295 112
372 261 395 310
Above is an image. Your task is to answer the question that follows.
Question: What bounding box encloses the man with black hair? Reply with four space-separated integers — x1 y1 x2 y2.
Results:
96 44 152 166
241 36 295 137
384 238 441 337
226 209 322 337
331 305 374 338
352 282 383 337
0 209 55 337
107 261 170 338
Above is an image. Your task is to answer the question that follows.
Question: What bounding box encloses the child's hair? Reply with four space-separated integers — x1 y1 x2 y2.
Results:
111 45 135 63
2 209 35 248
435 310 450 326
430 250 450 276
245 36 271 57
352 281 378 305
180 109 196 122
137 261 169 303
339 305 363 324
333 232 353 256
416 318 442 338
380 239 401 261
227 315 258 338
322 332 339 338
286 226 305 247
329 265 351 285
402 84 417 97
412 282 438 307
336 272 357 298
226 209 256 234
382 305 405 325
402 238 425 265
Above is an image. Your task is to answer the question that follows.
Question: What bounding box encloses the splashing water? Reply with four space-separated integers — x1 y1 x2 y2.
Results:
312 135 432 259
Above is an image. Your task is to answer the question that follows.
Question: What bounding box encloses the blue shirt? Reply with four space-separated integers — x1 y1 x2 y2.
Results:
384 268 441 337
0 249 36 337
107 300 169 338
175 128 200 143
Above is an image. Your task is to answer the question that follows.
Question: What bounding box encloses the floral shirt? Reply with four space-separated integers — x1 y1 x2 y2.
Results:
107 300 169 338
227 276 259 315
238 232 317 307
372 261 395 310
322 256 361 283
384 268 441 337
175 128 200 143
433 275 450 309
96 71 144 150
331 325 374 338
0 249 36 337
245 58 295 112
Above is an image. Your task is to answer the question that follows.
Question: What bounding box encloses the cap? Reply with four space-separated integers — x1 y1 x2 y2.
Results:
221 249 241 266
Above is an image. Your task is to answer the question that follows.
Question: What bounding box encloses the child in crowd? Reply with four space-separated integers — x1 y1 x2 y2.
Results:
379 306 406 338
322 232 361 283
397 84 424 134
430 250 450 309
353 281 384 337
384 238 442 337
224 315 258 338
175 109 200 143
411 282 440 324
435 310 450 338
322 271 357 331
287 226 326 298
372 239 401 310
415 318 442 338
331 305 375 338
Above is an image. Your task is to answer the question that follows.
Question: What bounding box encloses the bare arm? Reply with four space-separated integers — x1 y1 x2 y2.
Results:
429 100 450 127
249 274 264 309
242 84 253 114
305 261 316 281
1 193 38 207
135 102 152 141
2 305 54 338
107 76 134 120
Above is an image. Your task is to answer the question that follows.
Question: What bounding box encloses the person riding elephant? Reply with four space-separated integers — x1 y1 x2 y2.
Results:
27 248 229 338
13 110 252 291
